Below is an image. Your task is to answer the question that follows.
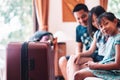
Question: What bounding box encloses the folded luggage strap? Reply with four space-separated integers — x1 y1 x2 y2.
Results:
21 42 29 80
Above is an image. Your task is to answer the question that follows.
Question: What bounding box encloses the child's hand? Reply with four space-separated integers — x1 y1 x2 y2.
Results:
86 61 98 69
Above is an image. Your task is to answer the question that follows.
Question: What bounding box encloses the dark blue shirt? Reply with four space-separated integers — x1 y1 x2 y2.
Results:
76 25 92 50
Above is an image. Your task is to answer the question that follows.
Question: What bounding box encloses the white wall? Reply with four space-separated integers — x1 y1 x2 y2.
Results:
85 0 100 10
49 0 99 55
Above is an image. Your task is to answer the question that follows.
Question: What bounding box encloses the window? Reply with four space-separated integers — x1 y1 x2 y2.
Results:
0 0 33 48
107 0 120 19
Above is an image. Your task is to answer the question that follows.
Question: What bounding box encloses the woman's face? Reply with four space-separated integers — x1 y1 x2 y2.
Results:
98 17 118 36
92 14 99 29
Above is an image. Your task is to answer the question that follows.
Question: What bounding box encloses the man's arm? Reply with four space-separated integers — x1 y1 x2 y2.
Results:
76 42 83 54
74 42 83 64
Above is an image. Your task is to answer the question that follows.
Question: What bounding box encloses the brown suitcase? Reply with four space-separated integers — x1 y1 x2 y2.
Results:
6 42 55 80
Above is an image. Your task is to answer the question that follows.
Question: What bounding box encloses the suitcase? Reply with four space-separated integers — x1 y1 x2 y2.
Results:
6 42 55 80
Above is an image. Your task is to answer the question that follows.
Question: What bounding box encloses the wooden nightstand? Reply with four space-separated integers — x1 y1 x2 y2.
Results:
54 42 66 79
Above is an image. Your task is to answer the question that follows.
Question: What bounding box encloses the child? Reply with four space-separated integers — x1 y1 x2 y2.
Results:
74 12 120 80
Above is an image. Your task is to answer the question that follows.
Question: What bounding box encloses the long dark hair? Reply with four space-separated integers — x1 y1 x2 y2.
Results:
87 6 105 37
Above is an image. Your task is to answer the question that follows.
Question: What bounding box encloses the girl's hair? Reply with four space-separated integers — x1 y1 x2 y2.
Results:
97 12 120 28
87 6 105 36
73 3 88 13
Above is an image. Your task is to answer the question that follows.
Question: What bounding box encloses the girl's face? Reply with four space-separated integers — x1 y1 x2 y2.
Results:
92 14 98 29
98 17 118 36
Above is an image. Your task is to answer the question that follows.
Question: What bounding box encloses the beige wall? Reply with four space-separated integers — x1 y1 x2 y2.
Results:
49 0 99 55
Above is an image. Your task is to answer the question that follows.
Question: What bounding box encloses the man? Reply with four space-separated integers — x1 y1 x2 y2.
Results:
59 4 98 80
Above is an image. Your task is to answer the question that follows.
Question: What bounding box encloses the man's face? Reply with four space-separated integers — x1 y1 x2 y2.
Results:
74 10 88 27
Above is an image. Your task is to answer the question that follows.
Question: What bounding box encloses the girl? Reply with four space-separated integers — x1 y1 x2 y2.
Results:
74 12 120 80
87 6 108 61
